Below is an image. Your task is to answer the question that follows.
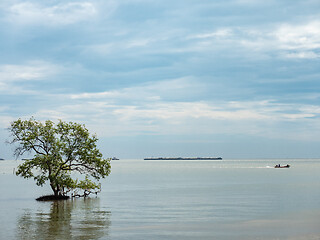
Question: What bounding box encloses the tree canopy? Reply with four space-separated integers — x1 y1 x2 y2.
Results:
8 118 111 198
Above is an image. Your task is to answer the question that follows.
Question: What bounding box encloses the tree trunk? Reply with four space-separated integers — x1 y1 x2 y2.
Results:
50 182 59 196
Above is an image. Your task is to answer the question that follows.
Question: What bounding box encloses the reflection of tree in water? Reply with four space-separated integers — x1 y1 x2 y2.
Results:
16 198 111 240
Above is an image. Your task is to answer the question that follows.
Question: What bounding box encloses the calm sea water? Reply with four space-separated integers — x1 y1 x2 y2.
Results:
1 159 320 240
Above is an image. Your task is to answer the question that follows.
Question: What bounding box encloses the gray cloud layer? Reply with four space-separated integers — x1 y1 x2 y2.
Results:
1 0 320 158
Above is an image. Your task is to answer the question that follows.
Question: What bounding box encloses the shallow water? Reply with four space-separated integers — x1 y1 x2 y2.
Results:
1 159 320 239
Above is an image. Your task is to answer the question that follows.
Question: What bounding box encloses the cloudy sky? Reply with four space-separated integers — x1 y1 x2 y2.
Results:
1 0 320 159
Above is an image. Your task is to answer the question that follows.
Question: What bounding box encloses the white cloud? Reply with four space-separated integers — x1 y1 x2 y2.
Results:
0 61 58 82
85 36 163 56
191 28 233 39
284 51 319 59
0 61 60 95
187 21 320 59
7 2 97 26
274 21 320 51
68 77 320 125
36 98 320 139
82 20 319 60
28 77 317 139
70 77 201 101
111 100 318 124
2 73 317 140
111 102 269 124
242 21 320 58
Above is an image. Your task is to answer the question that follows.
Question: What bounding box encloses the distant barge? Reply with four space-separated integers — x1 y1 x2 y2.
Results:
144 157 222 160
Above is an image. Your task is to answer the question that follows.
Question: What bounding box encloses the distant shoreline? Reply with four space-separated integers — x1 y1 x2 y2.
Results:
144 157 222 160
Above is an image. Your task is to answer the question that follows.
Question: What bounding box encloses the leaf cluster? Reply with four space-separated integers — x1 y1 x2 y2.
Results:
8 118 111 197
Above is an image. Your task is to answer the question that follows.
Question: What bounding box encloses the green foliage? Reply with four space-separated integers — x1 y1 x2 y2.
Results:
8 118 111 197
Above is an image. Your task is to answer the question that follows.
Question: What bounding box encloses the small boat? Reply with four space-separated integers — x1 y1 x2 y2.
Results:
111 157 119 160
274 164 290 168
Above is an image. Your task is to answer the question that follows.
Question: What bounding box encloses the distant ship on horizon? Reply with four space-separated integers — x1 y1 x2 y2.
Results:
144 157 222 160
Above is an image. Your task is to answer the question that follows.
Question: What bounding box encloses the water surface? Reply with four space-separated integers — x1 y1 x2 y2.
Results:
1 159 320 239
